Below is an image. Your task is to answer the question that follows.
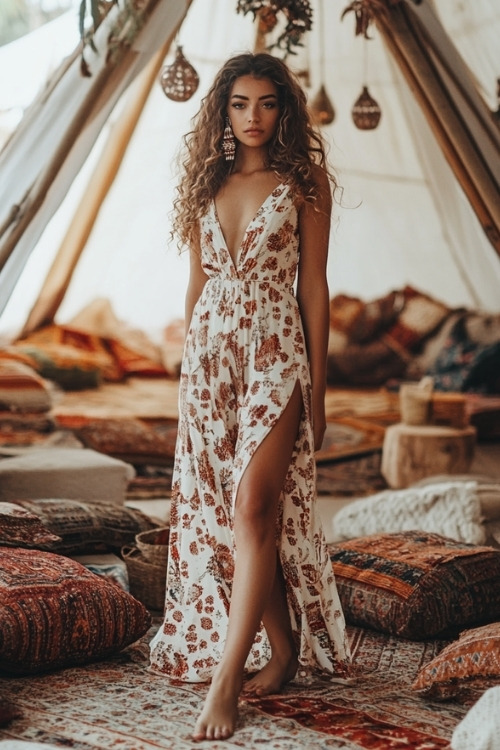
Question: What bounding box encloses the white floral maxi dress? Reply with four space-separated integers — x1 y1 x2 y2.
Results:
149 183 351 682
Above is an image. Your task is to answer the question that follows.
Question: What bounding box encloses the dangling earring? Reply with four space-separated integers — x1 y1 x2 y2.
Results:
222 116 236 161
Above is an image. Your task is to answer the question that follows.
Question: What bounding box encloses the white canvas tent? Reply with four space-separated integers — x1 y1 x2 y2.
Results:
0 0 499 344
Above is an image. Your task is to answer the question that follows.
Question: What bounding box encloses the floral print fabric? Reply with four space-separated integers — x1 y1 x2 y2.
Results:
150 183 350 681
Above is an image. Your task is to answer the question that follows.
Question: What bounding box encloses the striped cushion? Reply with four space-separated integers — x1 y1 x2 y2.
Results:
0 358 53 412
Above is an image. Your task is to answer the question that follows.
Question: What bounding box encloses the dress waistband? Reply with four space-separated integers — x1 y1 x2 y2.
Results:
207 276 294 294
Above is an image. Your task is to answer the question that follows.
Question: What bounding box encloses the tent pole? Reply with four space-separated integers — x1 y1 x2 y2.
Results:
21 40 175 336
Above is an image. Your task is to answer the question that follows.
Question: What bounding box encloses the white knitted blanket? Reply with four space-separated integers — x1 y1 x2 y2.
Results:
451 686 500 750
331 481 486 545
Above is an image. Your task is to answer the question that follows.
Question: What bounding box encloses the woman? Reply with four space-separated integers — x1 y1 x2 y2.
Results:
150 52 351 741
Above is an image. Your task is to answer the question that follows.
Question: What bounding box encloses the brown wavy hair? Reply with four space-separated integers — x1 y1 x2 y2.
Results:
171 52 338 251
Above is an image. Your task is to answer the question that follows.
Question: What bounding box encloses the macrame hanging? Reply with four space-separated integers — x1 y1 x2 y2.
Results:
341 0 382 130
309 0 335 126
159 45 199 102
352 84 381 129
351 36 381 130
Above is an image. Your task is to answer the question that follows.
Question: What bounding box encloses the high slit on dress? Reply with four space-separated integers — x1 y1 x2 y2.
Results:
149 183 351 682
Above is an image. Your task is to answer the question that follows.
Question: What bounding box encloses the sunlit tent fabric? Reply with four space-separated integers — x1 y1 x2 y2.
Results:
0 0 499 343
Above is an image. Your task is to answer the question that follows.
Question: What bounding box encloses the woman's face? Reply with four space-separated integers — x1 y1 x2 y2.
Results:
227 75 280 150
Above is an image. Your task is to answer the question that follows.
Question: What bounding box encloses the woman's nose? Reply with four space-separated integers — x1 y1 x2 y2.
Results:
248 106 260 122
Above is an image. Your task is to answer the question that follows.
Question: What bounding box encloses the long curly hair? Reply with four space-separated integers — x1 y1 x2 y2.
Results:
171 52 338 251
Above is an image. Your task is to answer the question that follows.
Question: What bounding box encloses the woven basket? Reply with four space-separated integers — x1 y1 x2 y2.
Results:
121 545 166 611
135 526 170 567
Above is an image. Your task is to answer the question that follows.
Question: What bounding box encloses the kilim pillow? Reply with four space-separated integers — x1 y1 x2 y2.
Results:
412 622 500 699
329 530 500 639
0 501 61 548
0 546 151 675
13 498 159 554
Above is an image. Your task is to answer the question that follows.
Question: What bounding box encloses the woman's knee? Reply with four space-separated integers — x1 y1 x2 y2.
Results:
234 483 276 528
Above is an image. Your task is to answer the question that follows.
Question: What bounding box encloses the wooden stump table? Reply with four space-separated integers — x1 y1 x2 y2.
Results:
381 422 477 489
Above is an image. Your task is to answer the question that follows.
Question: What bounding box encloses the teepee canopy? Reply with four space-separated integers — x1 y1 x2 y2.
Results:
0 0 499 342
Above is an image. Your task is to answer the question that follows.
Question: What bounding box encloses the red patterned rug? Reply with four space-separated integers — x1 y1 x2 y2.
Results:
0 622 474 749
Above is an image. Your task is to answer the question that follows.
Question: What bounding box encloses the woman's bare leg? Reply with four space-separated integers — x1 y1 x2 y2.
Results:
242 557 298 696
192 383 303 741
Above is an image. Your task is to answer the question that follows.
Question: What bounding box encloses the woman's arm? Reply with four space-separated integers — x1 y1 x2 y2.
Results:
296 166 332 451
185 234 209 337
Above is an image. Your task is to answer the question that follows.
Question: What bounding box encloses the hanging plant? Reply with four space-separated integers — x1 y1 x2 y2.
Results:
78 0 149 77
236 1 313 55
78 0 118 49
340 0 391 39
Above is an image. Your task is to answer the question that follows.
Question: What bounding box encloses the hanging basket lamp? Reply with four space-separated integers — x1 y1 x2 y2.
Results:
310 84 335 125
159 46 199 102
351 85 381 130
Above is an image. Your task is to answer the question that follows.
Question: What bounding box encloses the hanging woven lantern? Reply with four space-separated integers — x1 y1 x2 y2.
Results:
310 84 335 125
351 85 381 130
159 46 199 102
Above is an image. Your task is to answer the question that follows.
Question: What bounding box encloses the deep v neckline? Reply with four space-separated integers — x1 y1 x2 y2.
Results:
213 182 287 267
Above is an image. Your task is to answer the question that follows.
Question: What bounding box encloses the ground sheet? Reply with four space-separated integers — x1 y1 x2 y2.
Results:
0 622 474 750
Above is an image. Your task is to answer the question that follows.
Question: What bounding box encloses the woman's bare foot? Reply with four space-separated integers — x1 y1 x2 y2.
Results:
242 652 298 696
192 669 242 742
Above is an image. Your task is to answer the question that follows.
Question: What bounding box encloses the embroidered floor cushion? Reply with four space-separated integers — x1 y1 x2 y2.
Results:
67 417 178 465
329 530 500 639
412 622 500 699
13 498 159 554
0 546 151 675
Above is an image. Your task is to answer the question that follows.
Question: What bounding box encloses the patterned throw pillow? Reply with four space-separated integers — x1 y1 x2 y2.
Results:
412 622 500 699
13 498 159 554
0 501 61 547
0 546 151 675
329 531 500 639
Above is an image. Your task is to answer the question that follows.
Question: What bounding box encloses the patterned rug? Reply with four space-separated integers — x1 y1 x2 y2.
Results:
0 622 474 750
